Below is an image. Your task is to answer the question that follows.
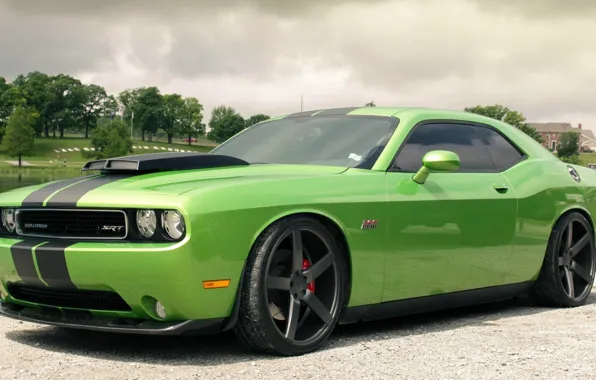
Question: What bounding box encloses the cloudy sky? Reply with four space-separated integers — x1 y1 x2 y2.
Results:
0 0 595 129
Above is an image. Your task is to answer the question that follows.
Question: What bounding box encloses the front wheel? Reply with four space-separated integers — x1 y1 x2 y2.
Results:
529 211 596 307
233 216 348 356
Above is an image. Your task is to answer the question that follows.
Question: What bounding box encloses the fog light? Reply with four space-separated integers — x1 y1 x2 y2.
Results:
1 209 16 233
155 301 167 319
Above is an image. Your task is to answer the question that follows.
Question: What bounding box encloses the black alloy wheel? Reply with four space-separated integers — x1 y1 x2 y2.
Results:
556 216 595 301
529 211 596 307
234 216 348 356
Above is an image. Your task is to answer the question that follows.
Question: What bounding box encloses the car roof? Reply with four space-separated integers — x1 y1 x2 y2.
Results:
267 106 556 162
274 106 512 120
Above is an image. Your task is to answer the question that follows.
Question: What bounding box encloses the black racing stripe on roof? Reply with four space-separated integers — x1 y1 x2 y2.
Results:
284 110 322 118
313 107 361 116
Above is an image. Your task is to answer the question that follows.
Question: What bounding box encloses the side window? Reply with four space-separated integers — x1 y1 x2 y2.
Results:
476 127 525 170
392 123 495 172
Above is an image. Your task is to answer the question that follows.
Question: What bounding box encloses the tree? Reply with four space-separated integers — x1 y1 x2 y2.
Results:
118 88 141 117
101 95 119 119
245 113 270 128
0 77 10 128
118 88 142 138
134 87 163 141
180 97 204 145
207 105 245 143
365 101 376 107
0 77 23 128
464 104 543 143
77 84 109 138
557 131 580 159
86 119 133 159
0 77 26 142
12 71 53 137
1 106 38 167
161 93 185 144
48 74 87 139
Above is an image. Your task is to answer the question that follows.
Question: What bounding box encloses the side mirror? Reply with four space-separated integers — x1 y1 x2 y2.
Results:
412 150 460 184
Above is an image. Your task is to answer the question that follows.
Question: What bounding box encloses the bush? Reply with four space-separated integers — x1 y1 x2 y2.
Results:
559 154 581 165
85 119 133 159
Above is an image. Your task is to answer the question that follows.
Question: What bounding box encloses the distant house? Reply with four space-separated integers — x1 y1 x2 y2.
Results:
526 122 596 152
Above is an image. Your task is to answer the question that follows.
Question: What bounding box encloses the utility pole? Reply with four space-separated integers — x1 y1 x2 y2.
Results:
130 110 134 139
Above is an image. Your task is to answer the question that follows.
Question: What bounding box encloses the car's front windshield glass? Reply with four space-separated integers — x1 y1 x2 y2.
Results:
210 116 398 168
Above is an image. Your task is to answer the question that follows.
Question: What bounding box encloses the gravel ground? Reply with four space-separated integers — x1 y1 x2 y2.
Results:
1 290 595 380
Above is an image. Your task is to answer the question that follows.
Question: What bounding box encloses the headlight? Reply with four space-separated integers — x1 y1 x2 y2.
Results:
136 209 156 238
1 209 16 233
161 210 185 240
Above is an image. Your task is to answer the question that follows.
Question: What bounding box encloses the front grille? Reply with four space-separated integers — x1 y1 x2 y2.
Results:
15 209 128 240
6 284 132 311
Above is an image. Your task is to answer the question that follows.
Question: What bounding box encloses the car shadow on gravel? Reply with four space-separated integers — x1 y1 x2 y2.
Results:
328 292 596 347
4 291 595 365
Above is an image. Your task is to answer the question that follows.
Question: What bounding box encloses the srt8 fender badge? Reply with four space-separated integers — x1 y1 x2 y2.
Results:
361 219 378 229
567 165 581 183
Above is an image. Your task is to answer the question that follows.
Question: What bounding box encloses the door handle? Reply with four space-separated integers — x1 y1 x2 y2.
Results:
493 183 509 193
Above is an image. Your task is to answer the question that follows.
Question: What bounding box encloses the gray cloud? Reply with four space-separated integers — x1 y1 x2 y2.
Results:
465 0 596 18
5 0 596 19
0 0 594 128
164 21 284 80
0 0 391 18
0 5 113 79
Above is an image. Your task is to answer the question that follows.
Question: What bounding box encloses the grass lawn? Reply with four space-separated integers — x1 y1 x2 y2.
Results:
0 136 217 168
580 152 596 166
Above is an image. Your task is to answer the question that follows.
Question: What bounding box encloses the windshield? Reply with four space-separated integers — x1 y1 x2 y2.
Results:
210 116 398 169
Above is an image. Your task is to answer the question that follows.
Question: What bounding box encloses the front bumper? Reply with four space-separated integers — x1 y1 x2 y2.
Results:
0 301 226 335
0 236 245 331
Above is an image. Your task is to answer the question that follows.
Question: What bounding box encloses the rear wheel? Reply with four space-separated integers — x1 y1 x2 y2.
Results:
233 216 348 356
529 211 596 307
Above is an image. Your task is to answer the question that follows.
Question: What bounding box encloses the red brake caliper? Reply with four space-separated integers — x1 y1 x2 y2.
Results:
302 259 315 292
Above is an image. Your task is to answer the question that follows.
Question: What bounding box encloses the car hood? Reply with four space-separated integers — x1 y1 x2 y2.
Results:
108 164 348 195
0 164 349 207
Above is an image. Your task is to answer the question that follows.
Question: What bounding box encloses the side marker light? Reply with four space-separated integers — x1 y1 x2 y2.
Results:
203 279 231 289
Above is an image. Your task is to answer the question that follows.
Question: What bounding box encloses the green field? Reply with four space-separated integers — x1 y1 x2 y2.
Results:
580 152 596 166
0 136 216 171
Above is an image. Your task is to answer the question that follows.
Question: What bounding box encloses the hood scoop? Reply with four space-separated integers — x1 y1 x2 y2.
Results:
82 152 249 174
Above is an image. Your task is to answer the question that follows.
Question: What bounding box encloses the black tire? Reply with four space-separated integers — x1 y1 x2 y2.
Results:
233 215 349 356
529 211 596 307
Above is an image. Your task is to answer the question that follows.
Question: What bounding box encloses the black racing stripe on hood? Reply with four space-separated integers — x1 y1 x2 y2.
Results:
10 240 45 287
35 241 77 289
21 176 97 207
314 107 361 116
44 174 132 207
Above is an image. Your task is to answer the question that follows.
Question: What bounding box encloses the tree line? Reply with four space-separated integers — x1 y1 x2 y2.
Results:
0 71 581 165
0 71 271 144
0 71 272 163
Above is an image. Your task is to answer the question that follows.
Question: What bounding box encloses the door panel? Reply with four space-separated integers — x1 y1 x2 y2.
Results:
382 172 518 302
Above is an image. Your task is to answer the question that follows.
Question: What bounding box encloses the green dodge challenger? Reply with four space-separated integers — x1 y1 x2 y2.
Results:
0 106 595 355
